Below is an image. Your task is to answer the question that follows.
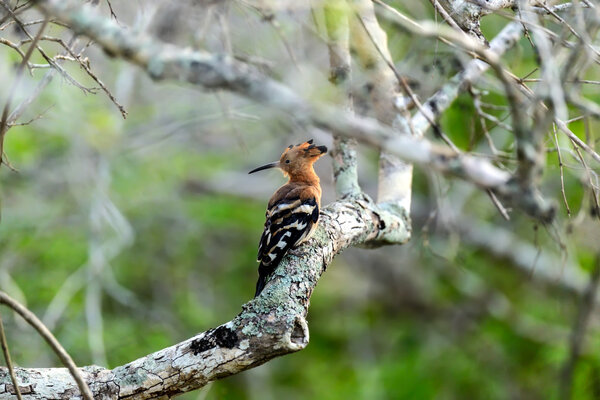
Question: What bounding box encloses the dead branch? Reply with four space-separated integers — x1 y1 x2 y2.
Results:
30 0 554 222
0 292 94 400
0 198 409 399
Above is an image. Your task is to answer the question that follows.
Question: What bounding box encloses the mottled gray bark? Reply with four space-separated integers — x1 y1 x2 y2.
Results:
436 0 515 44
0 198 409 399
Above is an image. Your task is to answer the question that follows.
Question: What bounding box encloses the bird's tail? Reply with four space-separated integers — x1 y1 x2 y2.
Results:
254 263 274 298
254 276 267 298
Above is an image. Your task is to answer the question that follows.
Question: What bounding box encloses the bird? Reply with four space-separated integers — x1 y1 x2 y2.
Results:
248 139 328 297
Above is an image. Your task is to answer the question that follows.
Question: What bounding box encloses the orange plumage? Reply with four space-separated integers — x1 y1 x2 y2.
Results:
248 140 327 297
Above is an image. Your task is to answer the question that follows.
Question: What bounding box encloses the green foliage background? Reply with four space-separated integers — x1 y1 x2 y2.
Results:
1 2 600 399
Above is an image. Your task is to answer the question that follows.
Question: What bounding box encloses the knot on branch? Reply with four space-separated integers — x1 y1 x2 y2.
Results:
285 315 310 351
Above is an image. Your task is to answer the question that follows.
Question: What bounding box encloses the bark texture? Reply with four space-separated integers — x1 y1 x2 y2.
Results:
0 198 409 399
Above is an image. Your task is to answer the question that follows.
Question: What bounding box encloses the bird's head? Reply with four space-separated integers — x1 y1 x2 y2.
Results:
248 139 327 178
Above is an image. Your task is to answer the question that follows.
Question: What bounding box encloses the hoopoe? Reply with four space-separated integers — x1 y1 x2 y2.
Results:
248 140 328 297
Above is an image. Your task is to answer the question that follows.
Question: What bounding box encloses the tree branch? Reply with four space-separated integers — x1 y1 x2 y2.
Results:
434 0 515 44
324 0 361 198
0 311 22 400
0 292 93 400
0 15 47 169
350 0 413 212
373 2 556 221
0 198 409 399
29 0 548 223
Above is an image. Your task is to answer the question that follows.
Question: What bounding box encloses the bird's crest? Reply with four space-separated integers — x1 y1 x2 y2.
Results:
281 139 326 160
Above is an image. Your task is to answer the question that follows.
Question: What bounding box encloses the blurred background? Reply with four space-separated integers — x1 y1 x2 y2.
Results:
0 1 599 399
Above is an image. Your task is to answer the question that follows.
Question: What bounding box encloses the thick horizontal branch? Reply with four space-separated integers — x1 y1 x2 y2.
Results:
0 197 409 399
30 0 555 221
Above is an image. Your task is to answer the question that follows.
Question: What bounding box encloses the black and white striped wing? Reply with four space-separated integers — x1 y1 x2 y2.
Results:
257 196 319 268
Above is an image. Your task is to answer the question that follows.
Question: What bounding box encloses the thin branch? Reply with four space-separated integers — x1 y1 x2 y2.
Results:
7 36 78 125
408 20 524 135
0 17 68 30
0 0 32 26
0 311 22 400
0 37 28 66
0 17 47 168
555 119 600 165
0 291 94 400
105 0 117 20
428 0 463 33
374 1 533 184
553 124 571 217
569 136 600 217
486 189 510 220
31 0 554 221
237 0 301 71
0 0 95 94
354 9 457 150
517 0 568 121
20 34 128 118
371 6 554 220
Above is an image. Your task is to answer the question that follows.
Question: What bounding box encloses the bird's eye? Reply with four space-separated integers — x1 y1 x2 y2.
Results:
285 160 290 164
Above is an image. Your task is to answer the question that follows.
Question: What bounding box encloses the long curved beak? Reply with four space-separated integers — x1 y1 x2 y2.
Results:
248 161 280 174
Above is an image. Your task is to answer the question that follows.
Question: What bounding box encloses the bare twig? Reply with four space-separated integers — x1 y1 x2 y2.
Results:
0 0 32 26
8 36 78 125
0 17 68 30
0 17 47 168
0 291 94 400
237 0 301 71
428 0 463 33
472 91 513 134
0 0 95 93
486 189 510 220
555 119 600 165
375 1 533 182
0 311 23 400
19 34 128 118
354 10 457 150
569 136 600 218
105 0 117 20
0 37 28 66
31 0 555 221
553 124 571 217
